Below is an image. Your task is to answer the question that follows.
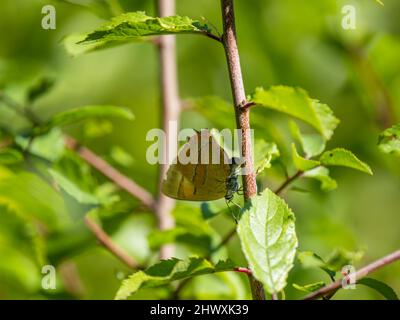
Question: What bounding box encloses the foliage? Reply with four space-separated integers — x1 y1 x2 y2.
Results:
0 0 399 301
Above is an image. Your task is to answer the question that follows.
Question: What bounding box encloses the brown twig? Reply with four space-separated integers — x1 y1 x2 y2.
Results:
274 170 303 195
304 249 400 300
64 136 156 210
220 0 265 300
84 216 140 269
155 0 180 260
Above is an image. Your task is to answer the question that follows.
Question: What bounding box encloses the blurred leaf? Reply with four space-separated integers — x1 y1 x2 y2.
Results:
56 0 122 19
188 96 235 129
289 120 326 157
64 33 133 56
200 201 229 220
83 119 113 139
0 169 69 229
0 246 41 292
115 257 235 300
27 78 54 103
297 251 336 279
325 249 364 271
358 278 398 300
254 139 280 175
0 148 23 164
49 169 100 205
147 227 212 254
110 146 134 167
303 166 337 191
181 272 248 300
41 105 134 132
378 123 400 156
319 148 373 175
251 86 339 140
237 188 297 294
293 281 325 293
16 128 65 162
291 143 320 171
76 12 213 50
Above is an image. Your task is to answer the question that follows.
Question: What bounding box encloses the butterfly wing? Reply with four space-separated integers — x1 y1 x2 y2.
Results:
162 130 231 201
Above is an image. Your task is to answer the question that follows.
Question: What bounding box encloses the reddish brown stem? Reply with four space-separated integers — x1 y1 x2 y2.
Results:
220 0 264 300
304 249 400 300
84 216 139 269
65 136 155 210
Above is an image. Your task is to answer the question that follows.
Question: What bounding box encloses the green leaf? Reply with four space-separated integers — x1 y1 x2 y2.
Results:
291 143 320 171
297 251 336 279
303 166 337 191
293 281 325 293
76 12 212 49
358 278 399 300
251 86 339 140
147 227 212 254
289 121 326 157
16 128 65 162
64 33 133 56
0 169 70 229
319 148 372 175
115 257 235 300
237 188 298 294
83 119 113 139
27 78 54 103
110 146 134 167
254 139 280 175
378 123 400 156
49 169 100 205
41 105 134 132
0 148 23 164
188 96 236 130
324 249 364 271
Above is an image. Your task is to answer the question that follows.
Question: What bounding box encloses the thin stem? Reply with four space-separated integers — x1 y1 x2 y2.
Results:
220 0 264 300
155 0 180 260
64 136 156 210
304 249 400 300
202 31 222 43
274 170 303 195
84 216 140 269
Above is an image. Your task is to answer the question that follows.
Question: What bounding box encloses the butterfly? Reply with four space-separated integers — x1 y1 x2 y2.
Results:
161 129 243 203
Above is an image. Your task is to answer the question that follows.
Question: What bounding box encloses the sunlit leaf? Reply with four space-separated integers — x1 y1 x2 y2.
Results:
75 12 214 52
303 166 337 191
115 257 235 300
378 124 400 156
251 86 339 140
319 148 372 175
254 139 280 175
291 143 320 171
49 169 100 205
110 146 134 167
289 120 326 157
293 281 325 293
237 188 298 294
16 128 65 162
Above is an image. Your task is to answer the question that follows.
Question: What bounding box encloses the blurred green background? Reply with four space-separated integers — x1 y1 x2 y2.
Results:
0 0 399 300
